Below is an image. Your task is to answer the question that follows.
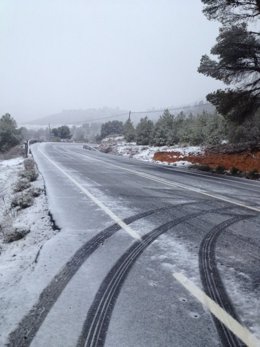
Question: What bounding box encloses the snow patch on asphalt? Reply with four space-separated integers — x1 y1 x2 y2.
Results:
152 231 260 340
150 234 200 285
217 263 260 339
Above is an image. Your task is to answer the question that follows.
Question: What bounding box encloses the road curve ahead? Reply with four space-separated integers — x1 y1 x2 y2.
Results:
8 143 260 347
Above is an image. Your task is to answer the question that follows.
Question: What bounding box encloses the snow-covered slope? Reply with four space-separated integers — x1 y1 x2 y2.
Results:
99 137 202 167
0 157 59 344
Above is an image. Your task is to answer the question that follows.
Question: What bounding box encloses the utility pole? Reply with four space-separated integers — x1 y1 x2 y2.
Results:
128 111 131 121
48 123 51 141
27 139 30 157
24 141 28 158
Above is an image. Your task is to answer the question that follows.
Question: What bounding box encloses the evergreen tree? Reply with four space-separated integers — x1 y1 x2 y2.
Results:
0 114 21 152
59 125 71 139
187 111 227 145
100 120 124 139
173 112 187 144
98 111 230 147
227 109 260 143
189 112 208 145
202 0 260 24
152 110 177 146
199 1 260 123
123 118 136 142
204 113 228 144
136 117 154 145
51 125 71 140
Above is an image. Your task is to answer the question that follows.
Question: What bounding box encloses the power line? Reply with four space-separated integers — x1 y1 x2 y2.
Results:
84 103 212 123
82 112 129 122
132 104 211 114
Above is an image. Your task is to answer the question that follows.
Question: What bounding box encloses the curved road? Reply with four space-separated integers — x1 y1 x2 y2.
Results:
8 142 260 347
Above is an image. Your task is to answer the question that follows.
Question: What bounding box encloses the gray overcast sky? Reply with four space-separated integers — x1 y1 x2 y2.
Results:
0 0 223 122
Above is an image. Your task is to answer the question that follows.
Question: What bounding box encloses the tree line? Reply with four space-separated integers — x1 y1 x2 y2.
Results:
98 109 260 146
1 106 259 154
0 113 103 153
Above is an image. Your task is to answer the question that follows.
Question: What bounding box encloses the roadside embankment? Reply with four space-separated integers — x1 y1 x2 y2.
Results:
154 142 260 174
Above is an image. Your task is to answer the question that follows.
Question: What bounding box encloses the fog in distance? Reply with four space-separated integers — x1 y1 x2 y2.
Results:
0 0 223 123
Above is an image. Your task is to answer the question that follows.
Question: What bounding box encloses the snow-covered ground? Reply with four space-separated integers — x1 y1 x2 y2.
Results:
0 158 24 219
0 157 58 343
1 145 259 345
99 136 202 167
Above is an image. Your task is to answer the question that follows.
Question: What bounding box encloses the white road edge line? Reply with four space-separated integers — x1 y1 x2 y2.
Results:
74 151 260 213
173 272 259 347
38 149 141 240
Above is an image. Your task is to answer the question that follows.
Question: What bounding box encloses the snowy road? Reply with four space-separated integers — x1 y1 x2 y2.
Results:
8 142 260 347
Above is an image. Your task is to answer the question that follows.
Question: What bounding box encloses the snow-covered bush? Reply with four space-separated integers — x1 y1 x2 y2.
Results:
3 226 30 243
13 178 31 192
19 168 38 182
28 187 42 197
20 158 39 182
23 158 35 170
11 192 34 209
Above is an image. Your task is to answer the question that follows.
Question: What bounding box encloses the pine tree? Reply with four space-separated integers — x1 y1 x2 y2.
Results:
123 118 136 142
0 114 21 152
51 125 71 140
136 117 154 145
152 110 177 146
100 121 124 139
199 1 260 123
202 0 260 24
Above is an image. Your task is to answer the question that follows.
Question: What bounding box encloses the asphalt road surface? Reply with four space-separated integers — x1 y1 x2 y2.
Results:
8 143 260 347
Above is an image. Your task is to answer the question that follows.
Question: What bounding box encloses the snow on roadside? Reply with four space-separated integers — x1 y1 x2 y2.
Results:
0 157 59 335
0 158 24 222
99 137 202 166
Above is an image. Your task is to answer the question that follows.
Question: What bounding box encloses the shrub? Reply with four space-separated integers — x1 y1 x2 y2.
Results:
230 167 240 175
246 169 259 180
0 216 30 243
11 193 33 209
13 178 31 192
4 227 30 243
24 158 35 170
215 165 226 174
100 146 113 153
20 158 38 181
196 164 211 172
20 168 38 182
28 187 42 197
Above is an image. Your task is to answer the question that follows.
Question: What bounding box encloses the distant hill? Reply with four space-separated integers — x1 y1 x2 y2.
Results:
26 107 128 126
24 103 216 127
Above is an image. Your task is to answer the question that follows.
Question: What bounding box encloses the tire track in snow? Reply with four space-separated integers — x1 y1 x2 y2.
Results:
76 207 236 347
199 214 254 347
7 203 197 347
